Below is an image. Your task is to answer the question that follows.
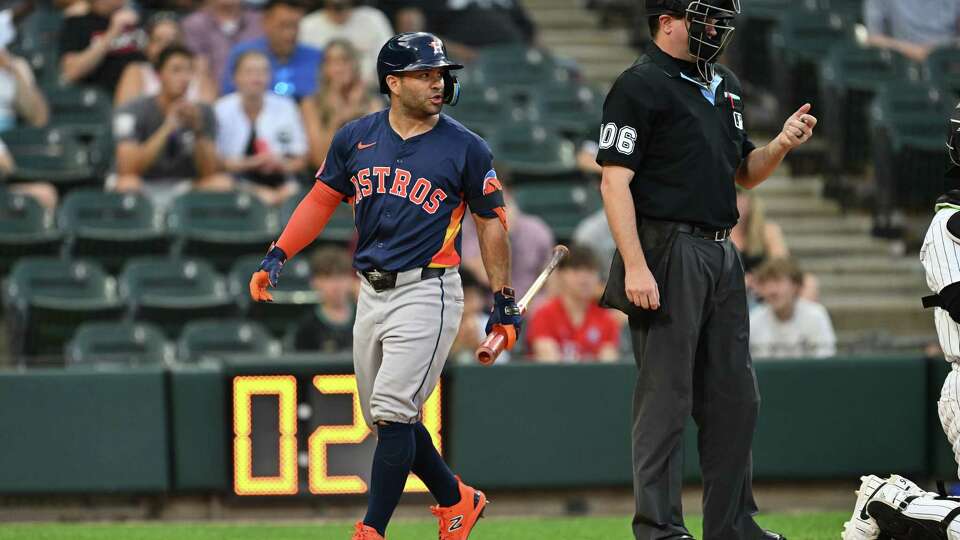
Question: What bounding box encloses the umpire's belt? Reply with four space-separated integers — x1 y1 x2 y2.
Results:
643 218 731 242
360 267 448 292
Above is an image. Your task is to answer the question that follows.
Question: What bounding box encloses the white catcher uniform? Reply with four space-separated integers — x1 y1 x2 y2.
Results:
922 203 960 475
840 202 960 540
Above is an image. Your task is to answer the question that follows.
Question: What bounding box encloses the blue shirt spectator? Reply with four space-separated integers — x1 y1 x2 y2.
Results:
221 37 322 99
221 0 323 100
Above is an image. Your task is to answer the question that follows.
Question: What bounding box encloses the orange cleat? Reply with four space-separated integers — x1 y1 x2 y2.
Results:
350 522 385 540
430 477 488 540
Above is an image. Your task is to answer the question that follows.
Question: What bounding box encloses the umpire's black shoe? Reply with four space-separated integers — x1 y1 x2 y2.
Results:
760 531 787 540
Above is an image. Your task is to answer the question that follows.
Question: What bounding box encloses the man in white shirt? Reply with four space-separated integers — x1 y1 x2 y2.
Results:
299 0 394 84
749 258 836 359
215 50 307 206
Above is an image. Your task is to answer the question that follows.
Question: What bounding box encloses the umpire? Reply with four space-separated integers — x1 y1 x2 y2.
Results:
597 1 817 539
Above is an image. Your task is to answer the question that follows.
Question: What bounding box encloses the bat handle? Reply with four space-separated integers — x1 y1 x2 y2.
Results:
476 327 508 365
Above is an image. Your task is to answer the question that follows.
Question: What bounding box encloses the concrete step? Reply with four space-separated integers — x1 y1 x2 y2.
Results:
763 197 841 218
580 62 631 85
800 255 923 275
827 297 930 334
776 216 872 235
549 44 640 63
786 235 891 257
540 29 631 47
817 273 926 295
530 8 600 28
523 0 583 8
753 176 823 198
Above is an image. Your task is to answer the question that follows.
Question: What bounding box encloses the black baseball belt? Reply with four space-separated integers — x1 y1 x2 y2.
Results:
643 218 732 242
360 267 447 292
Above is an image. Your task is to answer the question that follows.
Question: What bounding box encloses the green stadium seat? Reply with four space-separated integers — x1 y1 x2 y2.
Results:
512 181 602 242
925 46 960 98
280 189 355 244
531 83 603 141
468 45 573 100
46 87 113 128
0 126 108 184
819 44 912 174
0 190 61 273
168 190 279 271
4 257 125 362
230 254 317 336
869 83 952 231
13 9 64 53
65 321 173 366
58 189 169 272
119 256 235 337
769 8 854 120
177 319 280 362
488 123 578 182
445 87 530 140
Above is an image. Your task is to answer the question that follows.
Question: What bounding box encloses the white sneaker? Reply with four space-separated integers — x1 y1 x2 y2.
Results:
865 483 944 540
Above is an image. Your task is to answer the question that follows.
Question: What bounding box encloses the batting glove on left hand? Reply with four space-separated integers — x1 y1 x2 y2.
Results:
249 243 287 302
485 287 522 350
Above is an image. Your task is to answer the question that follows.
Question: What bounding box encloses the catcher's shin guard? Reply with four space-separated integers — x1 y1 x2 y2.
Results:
843 475 928 540
866 483 960 540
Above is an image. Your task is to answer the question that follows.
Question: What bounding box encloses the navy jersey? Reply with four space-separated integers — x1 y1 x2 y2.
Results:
318 110 505 272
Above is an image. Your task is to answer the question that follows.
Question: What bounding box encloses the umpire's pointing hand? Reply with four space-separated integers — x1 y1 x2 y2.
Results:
776 103 818 150
625 265 660 310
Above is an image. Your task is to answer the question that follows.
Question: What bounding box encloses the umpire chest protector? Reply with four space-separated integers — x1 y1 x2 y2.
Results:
596 43 756 230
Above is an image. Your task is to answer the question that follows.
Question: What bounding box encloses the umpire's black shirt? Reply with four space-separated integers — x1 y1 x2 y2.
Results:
596 43 756 229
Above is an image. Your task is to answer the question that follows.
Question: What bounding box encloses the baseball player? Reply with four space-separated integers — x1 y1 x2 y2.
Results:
597 1 815 538
249 32 521 540
840 104 960 540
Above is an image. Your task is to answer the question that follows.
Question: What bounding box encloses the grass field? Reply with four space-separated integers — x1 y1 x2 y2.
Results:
0 512 849 539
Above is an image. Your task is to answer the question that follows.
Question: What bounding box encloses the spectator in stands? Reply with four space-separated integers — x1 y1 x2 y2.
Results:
0 136 58 210
0 40 49 131
864 0 960 62
115 12 217 106
215 50 307 206
573 208 616 281
298 0 393 83
291 246 356 353
182 0 263 86
221 0 322 101
460 175 554 300
750 258 836 359
112 44 230 209
385 0 536 62
59 0 147 93
449 267 512 364
526 245 620 363
301 39 382 170
731 188 788 276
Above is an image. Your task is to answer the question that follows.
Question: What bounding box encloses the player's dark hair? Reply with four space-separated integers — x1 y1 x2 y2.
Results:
754 257 804 287
264 0 307 13
154 44 194 72
310 247 354 277
559 245 599 272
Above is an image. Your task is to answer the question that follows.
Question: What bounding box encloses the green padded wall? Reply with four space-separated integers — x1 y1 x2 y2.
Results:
0 367 169 493
169 363 228 491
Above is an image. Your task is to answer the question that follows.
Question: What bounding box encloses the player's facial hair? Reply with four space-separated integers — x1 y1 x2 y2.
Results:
395 80 441 119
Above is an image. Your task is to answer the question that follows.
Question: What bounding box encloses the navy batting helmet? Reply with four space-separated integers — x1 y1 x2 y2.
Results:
377 32 463 106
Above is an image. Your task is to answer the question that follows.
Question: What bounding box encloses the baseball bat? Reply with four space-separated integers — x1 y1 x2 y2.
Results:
475 244 569 365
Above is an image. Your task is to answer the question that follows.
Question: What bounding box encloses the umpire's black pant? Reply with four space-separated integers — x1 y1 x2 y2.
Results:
628 226 763 540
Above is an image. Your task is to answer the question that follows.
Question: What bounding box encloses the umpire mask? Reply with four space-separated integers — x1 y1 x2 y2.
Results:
685 0 740 81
